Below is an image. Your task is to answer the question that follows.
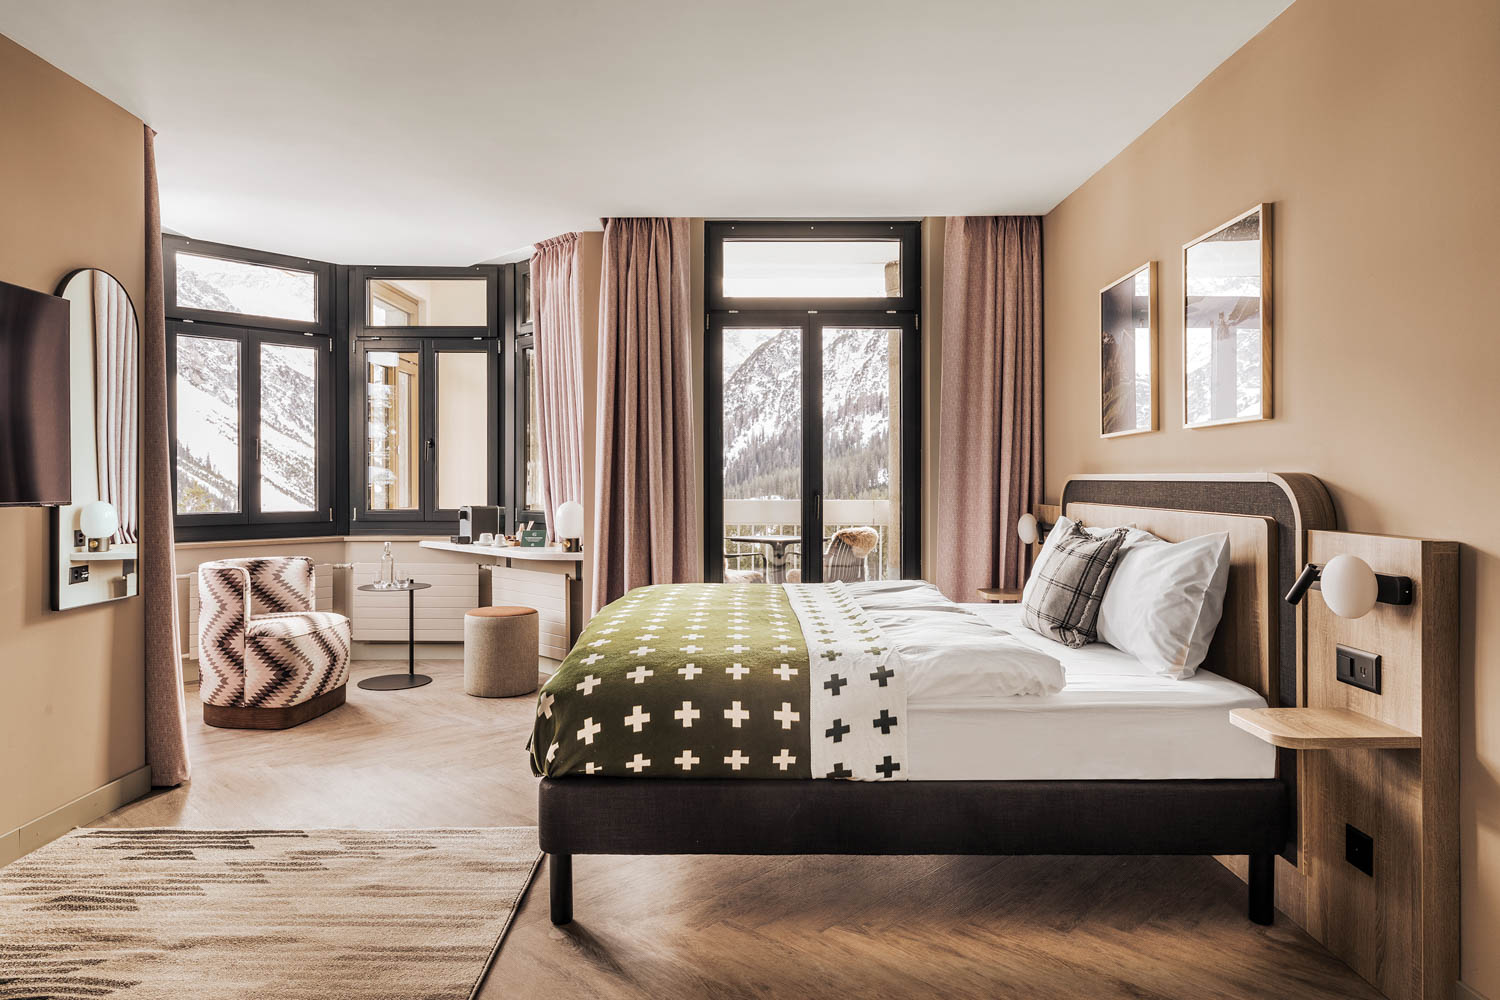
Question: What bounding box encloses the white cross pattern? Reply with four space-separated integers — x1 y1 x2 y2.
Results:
584 762 600 774
723 749 750 771
675 750 701 771
537 692 555 717
626 665 654 684
546 741 559 762
576 674 601 695
680 633 704 640
726 644 750 654
773 663 798 681
626 753 650 773
724 701 750 727
674 701 701 727
773 644 796 654
588 638 610 648
624 705 651 732
599 627 619 634
581 653 603 666
678 663 702 680
773 748 797 771
628 645 656 656
577 717 601 745
726 663 750 680
679 645 703 654
773 702 801 730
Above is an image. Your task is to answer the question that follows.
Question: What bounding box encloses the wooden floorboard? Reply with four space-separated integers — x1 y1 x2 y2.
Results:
95 658 1383 999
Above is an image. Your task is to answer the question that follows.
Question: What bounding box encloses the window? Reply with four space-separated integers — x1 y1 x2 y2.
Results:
705 221 921 584
167 238 335 539
509 260 543 531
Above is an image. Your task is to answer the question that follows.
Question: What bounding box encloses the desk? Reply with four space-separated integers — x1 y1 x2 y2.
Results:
419 540 584 658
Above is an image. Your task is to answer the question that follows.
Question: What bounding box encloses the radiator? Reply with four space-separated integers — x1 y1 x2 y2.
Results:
487 564 575 660
180 563 338 660
350 561 478 642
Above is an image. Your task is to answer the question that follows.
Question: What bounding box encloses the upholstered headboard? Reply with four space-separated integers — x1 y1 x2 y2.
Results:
1060 473 1336 708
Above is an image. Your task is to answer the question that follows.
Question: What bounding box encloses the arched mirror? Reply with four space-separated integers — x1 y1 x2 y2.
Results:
51 268 140 610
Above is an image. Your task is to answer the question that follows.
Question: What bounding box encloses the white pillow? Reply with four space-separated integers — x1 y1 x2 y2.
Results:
1094 530 1231 678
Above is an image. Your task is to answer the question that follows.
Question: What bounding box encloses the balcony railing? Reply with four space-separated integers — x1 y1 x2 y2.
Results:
722 498 897 582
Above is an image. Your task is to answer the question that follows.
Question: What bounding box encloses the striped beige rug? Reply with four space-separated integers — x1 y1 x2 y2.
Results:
0 827 541 999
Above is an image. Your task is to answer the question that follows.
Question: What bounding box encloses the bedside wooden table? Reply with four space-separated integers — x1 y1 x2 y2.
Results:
1228 707 1420 750
976 587 1022 603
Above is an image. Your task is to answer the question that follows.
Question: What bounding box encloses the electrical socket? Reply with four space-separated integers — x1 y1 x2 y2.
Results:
69 565 89 584
1336 644 1381 694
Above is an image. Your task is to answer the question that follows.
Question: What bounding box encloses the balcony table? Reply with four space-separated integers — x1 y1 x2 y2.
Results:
725 533 802 584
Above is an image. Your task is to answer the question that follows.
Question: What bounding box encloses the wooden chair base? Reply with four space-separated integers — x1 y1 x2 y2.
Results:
203 684 347 730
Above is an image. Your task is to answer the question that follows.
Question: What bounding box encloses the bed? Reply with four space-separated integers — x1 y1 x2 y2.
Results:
534 474 1335 928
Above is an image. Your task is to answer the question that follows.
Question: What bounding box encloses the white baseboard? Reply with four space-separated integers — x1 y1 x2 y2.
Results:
0 764 153 868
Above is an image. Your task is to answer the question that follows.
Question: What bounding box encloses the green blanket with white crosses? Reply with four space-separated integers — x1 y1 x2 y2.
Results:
530 582 908 781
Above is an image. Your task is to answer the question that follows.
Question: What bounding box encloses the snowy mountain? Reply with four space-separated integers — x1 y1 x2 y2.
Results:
722 328 894 501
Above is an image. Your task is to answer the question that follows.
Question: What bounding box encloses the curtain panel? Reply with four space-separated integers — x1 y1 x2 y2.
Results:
93 270 139 544
531 232 585 541
143 127 190 787
591 218 700 614
935 216 1044 602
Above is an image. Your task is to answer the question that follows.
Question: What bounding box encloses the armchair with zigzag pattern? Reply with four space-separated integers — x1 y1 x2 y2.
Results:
197 556 351 729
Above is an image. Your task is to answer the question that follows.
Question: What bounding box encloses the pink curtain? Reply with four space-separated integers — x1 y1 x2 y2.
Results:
531 233 584 541
142 127 190 786
92 270 138 543
591 218 700 613
936 216 1043 602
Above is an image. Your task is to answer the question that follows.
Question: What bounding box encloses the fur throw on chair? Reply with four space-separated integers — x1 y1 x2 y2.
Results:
832 526 880 560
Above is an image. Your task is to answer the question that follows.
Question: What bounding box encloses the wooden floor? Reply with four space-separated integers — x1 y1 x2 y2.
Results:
98 658 1383 1000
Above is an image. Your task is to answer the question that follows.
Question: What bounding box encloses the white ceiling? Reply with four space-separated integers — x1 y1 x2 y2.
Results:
0 0 1291 265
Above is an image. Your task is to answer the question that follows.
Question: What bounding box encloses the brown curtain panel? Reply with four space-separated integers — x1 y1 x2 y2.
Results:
591 218 700 613
142 127 190 787
531 233 584 541
92 271 139 543
935 216 1043 602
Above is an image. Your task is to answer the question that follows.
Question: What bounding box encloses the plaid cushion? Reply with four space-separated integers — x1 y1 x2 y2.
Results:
1021 520 1128 648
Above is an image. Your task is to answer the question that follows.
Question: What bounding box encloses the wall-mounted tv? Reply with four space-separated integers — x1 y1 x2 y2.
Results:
0 278 70 506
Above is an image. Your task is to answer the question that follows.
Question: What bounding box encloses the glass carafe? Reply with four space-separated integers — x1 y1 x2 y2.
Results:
379 541 396 588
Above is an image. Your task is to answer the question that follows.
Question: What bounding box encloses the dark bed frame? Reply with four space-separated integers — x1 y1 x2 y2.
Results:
539 474 1336 928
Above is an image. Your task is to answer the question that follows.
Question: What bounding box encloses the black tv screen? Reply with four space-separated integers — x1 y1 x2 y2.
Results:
0 278 70 506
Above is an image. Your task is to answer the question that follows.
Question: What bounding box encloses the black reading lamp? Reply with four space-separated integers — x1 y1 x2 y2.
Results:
1284 555 1413 618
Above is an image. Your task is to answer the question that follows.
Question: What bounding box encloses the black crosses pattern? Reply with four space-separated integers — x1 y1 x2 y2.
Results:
827 763 853 779
872 709 898 734
825 719 850 743
824 673 847 696
869 665 895 687
875 756 901 778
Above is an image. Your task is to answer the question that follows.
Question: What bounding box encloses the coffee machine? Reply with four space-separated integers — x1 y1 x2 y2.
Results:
456 505 504 544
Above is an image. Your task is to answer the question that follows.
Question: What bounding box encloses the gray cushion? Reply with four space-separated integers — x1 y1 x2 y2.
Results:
1021 520 1128 647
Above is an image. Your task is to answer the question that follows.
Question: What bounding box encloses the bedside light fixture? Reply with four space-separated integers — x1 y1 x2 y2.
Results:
555 500 584 553
1284 554 1412 619
1017 512 1053 546
80 501 118 552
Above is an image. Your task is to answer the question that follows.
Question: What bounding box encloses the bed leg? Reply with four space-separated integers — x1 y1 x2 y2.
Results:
1248 852 1274 925
550 853 573 925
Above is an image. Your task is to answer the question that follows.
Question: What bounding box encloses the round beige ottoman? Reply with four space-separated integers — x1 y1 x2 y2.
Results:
464 606 539 697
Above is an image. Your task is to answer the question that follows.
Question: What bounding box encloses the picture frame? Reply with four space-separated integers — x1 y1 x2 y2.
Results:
1182 203 1272 428
1099 261 1158 437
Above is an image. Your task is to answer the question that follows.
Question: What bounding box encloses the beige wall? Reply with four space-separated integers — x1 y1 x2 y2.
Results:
1040 0 1499 990
0 34 146 836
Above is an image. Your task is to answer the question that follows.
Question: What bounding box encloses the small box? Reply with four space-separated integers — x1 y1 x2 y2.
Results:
519 529 547 547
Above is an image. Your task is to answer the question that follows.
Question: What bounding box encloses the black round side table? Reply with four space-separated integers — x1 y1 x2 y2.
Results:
356 581 434 691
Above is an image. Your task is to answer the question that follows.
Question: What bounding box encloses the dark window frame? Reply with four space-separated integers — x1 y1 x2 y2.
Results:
165 235 332 335
704 221 922 583
705 219 921 313
349 265 500 340
168 320 336 539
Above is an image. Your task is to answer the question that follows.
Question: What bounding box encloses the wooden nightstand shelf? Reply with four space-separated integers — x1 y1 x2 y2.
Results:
976 587 1022 603
1229 707 1421 750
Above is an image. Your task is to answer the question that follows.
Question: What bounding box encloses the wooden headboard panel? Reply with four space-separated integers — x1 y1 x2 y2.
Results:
1067 503 1277 703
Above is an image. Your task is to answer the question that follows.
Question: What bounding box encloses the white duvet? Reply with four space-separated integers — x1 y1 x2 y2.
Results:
845 580 1065 701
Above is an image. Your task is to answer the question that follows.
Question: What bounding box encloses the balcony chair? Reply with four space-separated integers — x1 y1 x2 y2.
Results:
784 526 879 584
197 556 351 730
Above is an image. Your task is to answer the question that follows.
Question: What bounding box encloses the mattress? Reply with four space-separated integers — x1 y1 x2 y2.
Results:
905 604 1276 781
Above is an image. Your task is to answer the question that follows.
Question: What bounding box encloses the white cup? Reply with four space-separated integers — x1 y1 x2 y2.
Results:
477 532 496 545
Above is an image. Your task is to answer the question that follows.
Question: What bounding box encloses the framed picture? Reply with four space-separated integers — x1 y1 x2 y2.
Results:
1100 261 1157 437
1182 203 1272 427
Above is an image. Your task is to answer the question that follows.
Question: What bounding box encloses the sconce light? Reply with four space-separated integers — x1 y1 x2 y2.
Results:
1284 554 1412 619
1016 512 1053 547
80 501 118 552
555 500 584 553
